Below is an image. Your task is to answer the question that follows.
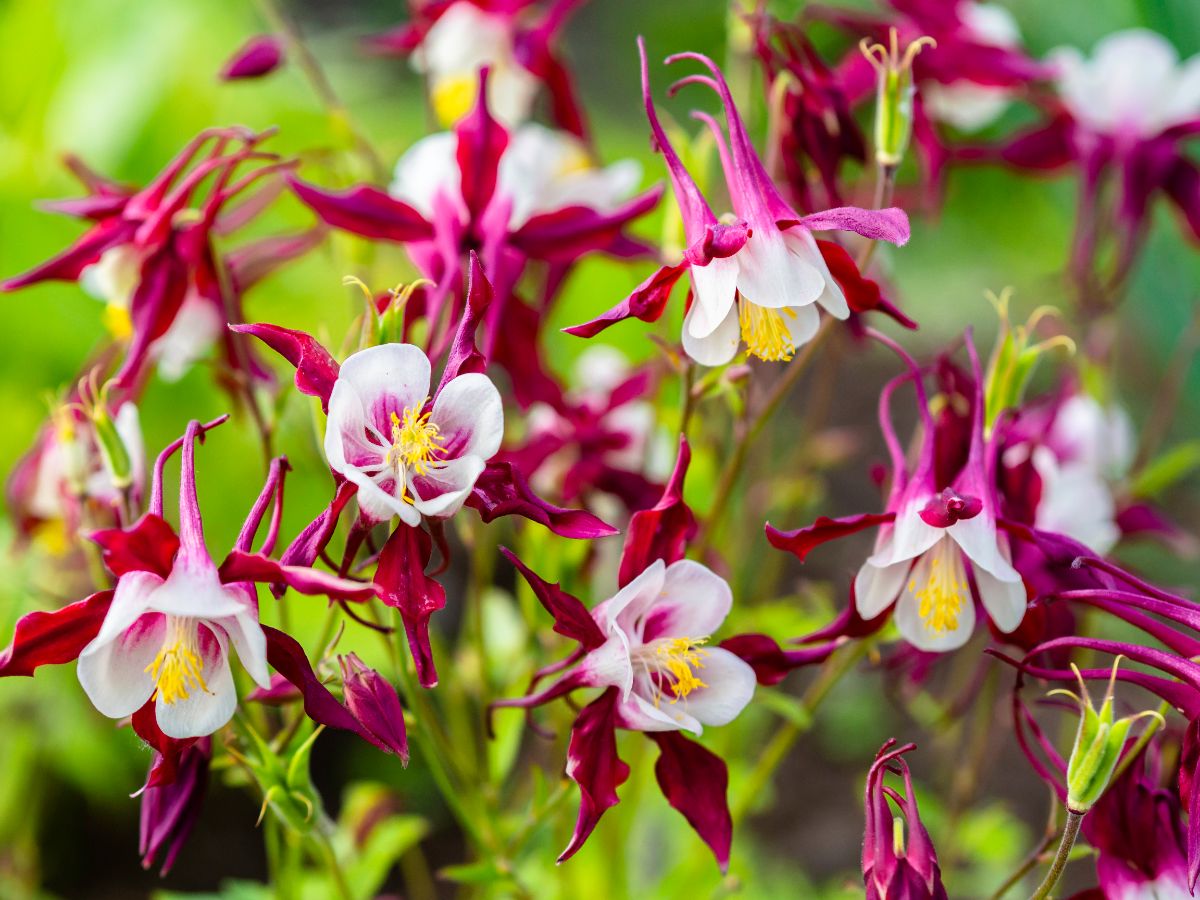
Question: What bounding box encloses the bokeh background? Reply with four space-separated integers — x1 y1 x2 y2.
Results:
1 0 1199 897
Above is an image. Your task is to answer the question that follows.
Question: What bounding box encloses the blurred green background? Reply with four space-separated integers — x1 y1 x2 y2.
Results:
1 0 1199 897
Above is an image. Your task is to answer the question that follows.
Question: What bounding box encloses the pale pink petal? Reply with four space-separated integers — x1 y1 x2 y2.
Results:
734 228 823 310
410 455 487 518
77 612 164 718
151 563 247 621
89 570 164 649
784 230 849 319
619 689 701 735
605 559 667 646
430 372 504 460
642 560 732 642
948 515 1021 582
351 471 423 526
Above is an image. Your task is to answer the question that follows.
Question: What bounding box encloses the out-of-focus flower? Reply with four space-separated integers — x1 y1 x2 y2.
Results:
863 740 947 900
507 345 664 513
368 0 589 134
492 438 763 869
219 34 285 80
290 85 657 354
769 336 1027 651
139 738 210 875
567 41 909 366
2 129 299 387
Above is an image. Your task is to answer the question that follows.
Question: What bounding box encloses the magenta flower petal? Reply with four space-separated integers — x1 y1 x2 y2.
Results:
374 524 447 688
765 512 895 562
466 461 618 538
500 547 606 650
232 323 340 411
559 687 629 863
616 436 696 588
0 591 113 677
219 34 285 81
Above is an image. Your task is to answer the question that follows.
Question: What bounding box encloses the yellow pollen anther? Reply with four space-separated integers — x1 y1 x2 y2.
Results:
386 403 446 478
144 617 209 705
647 637 709 707
909 543 970 636
102 302 133 341
431 73 480 126
739 300 797 362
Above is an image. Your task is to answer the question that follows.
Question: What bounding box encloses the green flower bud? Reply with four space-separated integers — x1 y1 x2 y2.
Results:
982 289 1074 435
90 400 134 490
861 29 936 169
1052 659 1164 814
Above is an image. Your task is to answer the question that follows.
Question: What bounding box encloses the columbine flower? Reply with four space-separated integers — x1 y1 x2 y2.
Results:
492 438 759 868
567 41 910 366
767 336 1026 651
368 0 589 134
290 86 657 353
1 128 298 387
323 342 503 525
0 418 375 742
863 740 947 900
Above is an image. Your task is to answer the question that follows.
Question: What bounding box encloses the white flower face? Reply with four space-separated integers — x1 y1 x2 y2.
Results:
323 344 503 525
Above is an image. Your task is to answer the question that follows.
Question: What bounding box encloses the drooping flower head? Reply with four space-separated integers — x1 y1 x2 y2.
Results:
768 333 1027 651
567 40 910 366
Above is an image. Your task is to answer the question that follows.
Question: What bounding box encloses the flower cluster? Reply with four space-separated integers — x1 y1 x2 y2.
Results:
2 0 1200 896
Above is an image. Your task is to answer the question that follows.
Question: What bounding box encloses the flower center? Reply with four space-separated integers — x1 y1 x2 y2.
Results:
739 300 796 362
636 637 710 707
431 73 481 126
908 539 970 635
145 617 209 705
386 403 446 477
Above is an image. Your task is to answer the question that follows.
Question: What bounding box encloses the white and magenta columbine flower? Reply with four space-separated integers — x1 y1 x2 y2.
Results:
323 342 503 526
767 337 1027 652
492 438 777 870
367 0 589 135
567 41 910 366
0 417 377 744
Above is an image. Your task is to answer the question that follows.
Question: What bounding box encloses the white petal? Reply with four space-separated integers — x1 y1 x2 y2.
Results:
894 576 976 652
974 564 1027 633
868 505 943 567
351 470 423 526
154 624 237 739
605 558 667 645
854 559 909 619
389 132 464 219
676 647 756 727
643 560 733 641
948 514 1021 583
410 454 486 518
89 570 164 649
77 613 163 718
687 256 739 339
682 299 740 367
783 229 849 319
582 634 635 697
431 372 504 460
151 561 248 621
618 689 701 735
151 294 223 382
215 600 270 690
780 301 822 348
734 227 823 310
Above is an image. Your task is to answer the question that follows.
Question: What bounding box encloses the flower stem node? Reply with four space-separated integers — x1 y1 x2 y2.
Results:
1051 657 1165 814
860 28 936 168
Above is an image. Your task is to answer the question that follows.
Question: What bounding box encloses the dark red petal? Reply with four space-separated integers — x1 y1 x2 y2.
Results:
466 461 618 539
454 71 508 221
435 252 492 393
764 511 894 562
563 262 687 339
218 550 377 601
650 731 733 872
0 590 113 677
287 177 434 243
559 687 628 863
499 547 606 651
374 524 447 688
231 322 340 411
718 633 840 686
340 653 409 764
91 514 181 578
617 435 696 588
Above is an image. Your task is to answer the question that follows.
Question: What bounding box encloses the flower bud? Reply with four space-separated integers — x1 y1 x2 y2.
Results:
340 653 410 764
860 29 936 168
1053 659 1163 814
90 400 135 490
982 289 1074 433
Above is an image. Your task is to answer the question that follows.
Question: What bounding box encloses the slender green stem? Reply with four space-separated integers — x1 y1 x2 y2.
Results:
256 0 386 180
695 319 835 556
731 640 869 822
312 829 353 900
1031 810 1083 900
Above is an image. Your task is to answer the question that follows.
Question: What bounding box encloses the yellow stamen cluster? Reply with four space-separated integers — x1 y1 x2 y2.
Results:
103 302 133 341
431 73 480 127
910 546 970 635
386 403 446 477
145 617 209 705
647 637 709 707
739 300 797 362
